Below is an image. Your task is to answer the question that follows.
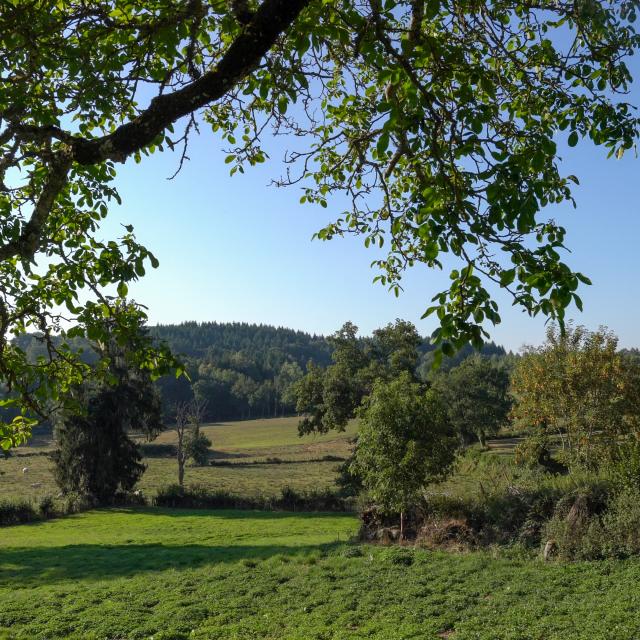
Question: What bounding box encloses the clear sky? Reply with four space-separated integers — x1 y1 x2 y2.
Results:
102 63 640 353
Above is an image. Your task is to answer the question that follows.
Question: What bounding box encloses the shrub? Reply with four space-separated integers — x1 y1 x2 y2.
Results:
184 432 212 466
543 486 640 560
62 492 96 514
598 487 640 557
608 440 640 492
37 495 55 518
0 500 38 526
153 483 354 512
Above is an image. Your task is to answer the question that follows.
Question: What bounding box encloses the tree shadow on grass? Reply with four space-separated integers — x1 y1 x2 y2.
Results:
0 540 344 587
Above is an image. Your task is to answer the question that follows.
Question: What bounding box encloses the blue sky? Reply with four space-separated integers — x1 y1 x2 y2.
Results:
102 73 640 353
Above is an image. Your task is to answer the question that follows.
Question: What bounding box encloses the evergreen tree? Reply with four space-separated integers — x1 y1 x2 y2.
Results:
52 310 162 503
53 383 149 503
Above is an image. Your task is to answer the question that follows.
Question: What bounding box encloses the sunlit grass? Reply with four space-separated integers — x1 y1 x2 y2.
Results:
2 508 640 639
1 417 357 501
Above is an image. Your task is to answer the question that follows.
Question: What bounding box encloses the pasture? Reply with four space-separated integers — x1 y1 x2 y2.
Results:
1 417 358 501
4 419 640 639
2 508 640 639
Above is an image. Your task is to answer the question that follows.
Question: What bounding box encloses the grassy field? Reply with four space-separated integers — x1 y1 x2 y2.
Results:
2 507 640 639
1 417 357 501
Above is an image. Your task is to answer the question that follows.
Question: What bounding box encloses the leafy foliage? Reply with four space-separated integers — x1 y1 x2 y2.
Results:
1 0 638 445
433 355 512 447
511 325 640 472
184 431 213 467
352 373 457 516
295 319 425 434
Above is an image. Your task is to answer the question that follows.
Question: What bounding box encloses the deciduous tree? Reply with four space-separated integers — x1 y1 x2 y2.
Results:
511 325 640 471
352 373 456 537
1 0 638 446
434 355 511 447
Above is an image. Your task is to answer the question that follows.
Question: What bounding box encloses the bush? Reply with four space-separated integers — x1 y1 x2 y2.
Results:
37 495 55 518
153 483 354 512
599 487 640 557
0 488 147 529
184 432 212 466
1 491 109 528
0 500 38 526
540 485 609 560
608 441 640 492
543 486 640 560
62 492 96 514
357 446 622 556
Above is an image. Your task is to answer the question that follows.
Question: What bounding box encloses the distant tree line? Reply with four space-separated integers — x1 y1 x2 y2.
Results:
152 321 507 425
2 320 507 431
151 322 333 423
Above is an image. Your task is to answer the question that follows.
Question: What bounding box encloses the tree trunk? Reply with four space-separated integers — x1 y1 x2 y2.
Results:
400 511 404 542
178 458 184 486
177 434 185 486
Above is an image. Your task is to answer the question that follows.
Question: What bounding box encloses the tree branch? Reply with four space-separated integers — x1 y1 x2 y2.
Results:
71 0 311 165
0 149 72 262
0 0 311 263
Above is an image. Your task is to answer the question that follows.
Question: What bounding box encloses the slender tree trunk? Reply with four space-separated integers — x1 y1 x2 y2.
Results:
178 456 184 486
177 432 185 486
400 511 404 542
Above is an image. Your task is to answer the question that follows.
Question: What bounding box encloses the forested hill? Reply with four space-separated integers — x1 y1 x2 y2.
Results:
150 322 333 367
7 322 507 424
151 322 507 423
151 322 335 422
150 321 505 364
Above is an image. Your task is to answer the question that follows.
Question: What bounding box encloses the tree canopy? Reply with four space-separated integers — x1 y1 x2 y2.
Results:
294 319 425 434
352 373 457 529
433 354 511 447
511 324 640 472
1 0 638 446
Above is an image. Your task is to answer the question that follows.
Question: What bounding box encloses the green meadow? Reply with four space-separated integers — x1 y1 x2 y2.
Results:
2 508 640 639
4 418 640 639
1 417 358 501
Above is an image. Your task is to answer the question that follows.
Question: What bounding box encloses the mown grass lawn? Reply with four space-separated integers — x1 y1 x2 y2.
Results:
2 508 640 640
